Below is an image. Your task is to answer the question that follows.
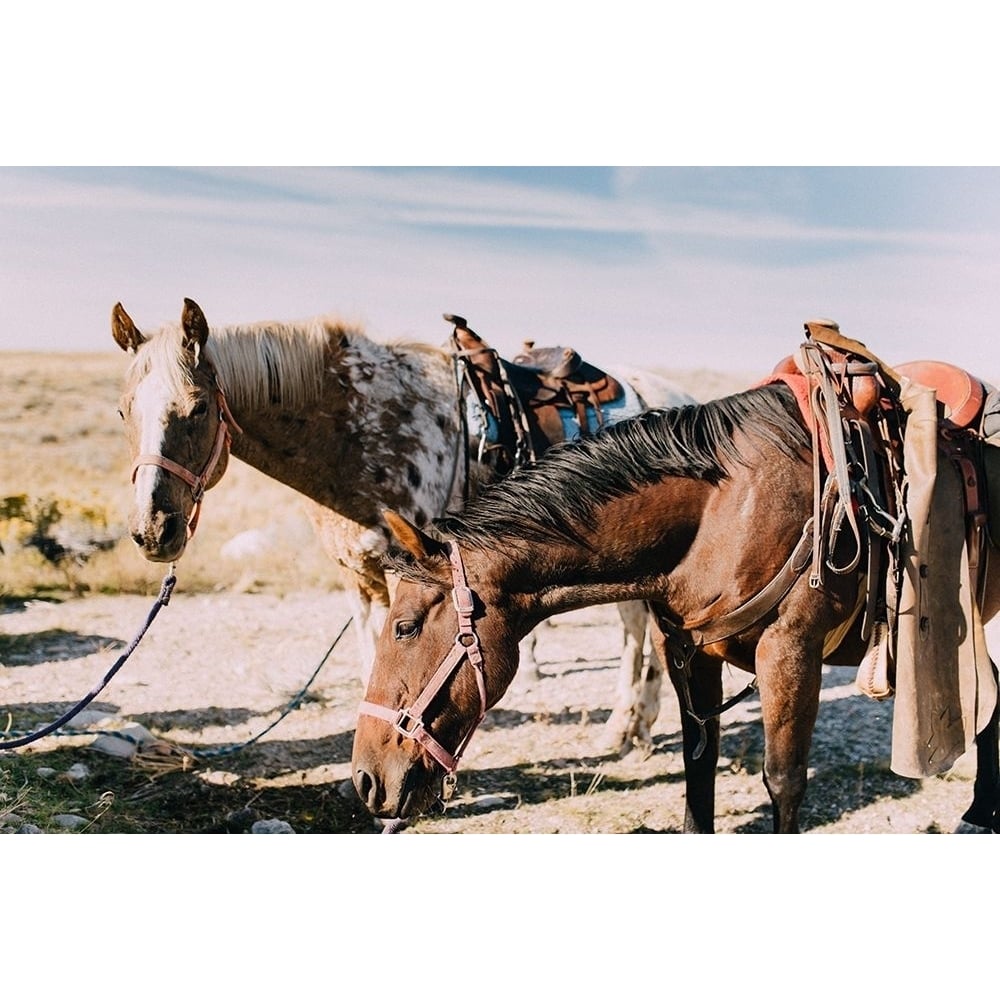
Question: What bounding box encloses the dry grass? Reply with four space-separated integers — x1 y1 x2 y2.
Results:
1 351 346 598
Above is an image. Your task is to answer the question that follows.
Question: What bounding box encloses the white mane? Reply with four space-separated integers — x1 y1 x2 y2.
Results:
205 318 335 410
128 316 352 411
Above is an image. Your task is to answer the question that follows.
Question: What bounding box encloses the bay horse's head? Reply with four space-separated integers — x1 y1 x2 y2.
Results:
352 511 523 820
113 298 239 562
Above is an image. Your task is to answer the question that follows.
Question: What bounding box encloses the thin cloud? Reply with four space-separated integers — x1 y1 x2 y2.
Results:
1 167 999 382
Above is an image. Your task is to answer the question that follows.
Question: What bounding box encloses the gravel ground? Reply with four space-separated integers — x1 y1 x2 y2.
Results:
3 587 997 835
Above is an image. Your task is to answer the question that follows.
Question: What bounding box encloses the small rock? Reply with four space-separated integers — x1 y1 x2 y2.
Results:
472 794 513 811
336 778 359 801
225 807 258 833
63 763 91 783
89 724 156 759
2 813 24 828
90 733 138 759
251 818 295 834
64 709 117 731
16 824 43 834
35 767 57 779
52 814 89 830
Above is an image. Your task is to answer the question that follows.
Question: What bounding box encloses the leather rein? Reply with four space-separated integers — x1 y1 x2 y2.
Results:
357 541 488 774
129 376 242 538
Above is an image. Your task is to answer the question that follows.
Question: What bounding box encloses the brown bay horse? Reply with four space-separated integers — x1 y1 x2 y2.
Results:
352 381 1000 832
112 298 694 751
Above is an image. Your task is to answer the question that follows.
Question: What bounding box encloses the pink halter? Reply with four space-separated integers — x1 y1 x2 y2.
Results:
357 541 488 774
130 378 242 538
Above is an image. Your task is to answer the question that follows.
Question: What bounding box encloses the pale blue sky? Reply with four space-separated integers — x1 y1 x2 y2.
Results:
3 165 999 379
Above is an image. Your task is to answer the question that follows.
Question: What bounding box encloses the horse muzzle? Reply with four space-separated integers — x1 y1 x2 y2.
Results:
128 507 189 562
352 745 443 820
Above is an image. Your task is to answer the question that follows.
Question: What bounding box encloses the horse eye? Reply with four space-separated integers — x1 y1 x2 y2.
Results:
394 620 420 640
190 399 209 417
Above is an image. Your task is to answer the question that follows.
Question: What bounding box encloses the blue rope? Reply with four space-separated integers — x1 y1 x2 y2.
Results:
1 577 353 762
182 615 353 759
0 571 177 751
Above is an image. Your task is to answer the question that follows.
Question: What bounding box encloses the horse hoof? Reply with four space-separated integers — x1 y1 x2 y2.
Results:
600 717 653 759
378 817 409 834
953 819 994 834
622 735 654 761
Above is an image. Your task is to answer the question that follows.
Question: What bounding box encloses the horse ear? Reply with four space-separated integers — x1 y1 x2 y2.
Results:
111 303 146 353
181 298 210 355
383 510 448 561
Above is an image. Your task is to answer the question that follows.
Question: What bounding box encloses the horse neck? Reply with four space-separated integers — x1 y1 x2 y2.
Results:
493 449 812 638
219 326 462 527
472 476 711 629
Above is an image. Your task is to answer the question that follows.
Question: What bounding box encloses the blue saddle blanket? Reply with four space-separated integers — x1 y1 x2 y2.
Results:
468 371 643 444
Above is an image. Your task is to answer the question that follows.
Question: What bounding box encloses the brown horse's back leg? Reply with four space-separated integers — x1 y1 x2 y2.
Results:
961 659 1000 832
755 635 823 833
660 637 722 833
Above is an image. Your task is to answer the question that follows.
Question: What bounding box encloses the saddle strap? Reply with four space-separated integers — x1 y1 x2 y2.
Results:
805 321 903 391
940 431 990 607
449 315 537 470
684 517 815 647
801 342 864 581
661 519 814 761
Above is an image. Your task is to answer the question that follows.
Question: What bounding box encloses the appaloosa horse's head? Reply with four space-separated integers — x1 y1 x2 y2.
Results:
352 511 525 819
113 298 239 562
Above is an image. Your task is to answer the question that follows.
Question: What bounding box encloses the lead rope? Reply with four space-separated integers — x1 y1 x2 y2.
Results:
0 567 177 751
180 615 353 759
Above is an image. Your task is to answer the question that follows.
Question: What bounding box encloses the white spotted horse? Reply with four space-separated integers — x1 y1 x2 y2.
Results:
113 299 694 752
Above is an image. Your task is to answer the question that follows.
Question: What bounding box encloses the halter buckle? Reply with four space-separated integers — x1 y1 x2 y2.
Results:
393 708 423 739
456 631 480 649
452 585 475 614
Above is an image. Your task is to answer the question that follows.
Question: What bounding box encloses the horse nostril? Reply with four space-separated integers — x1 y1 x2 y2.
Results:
159 515 181 547
131 530 146 548
355 768 377 811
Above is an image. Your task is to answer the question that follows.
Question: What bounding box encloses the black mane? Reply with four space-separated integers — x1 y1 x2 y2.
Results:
434 383 808 550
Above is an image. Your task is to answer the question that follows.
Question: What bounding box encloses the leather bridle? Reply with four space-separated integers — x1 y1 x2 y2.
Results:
130 376 242 538
357 541 488 774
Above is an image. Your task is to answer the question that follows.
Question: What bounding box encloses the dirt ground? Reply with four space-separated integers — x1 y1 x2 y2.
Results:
3 584 996 834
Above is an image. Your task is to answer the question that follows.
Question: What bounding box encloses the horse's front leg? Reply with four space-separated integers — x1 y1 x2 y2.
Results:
345 586 388 687
755 633 823 833
517 630 542 684
658 633 721 833
604 601 663 755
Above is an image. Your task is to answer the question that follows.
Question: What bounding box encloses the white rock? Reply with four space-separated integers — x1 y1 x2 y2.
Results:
90 724 156 758
64 709 117 730
220 529 276 560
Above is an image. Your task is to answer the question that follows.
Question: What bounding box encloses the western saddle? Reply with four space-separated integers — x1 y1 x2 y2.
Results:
447 313 627 477
762 319 997 699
